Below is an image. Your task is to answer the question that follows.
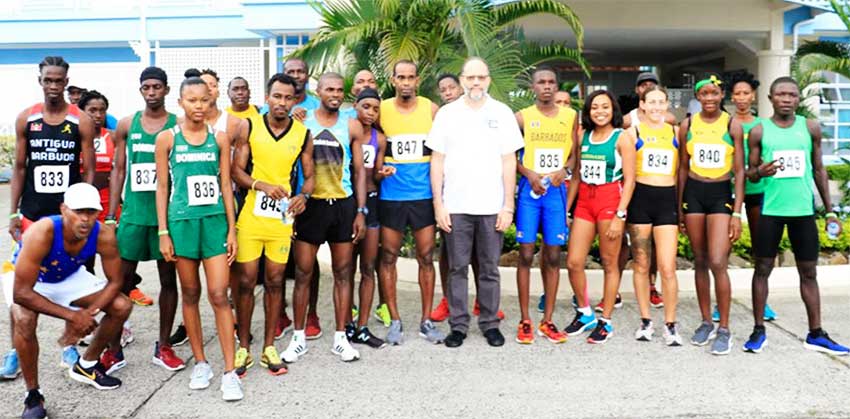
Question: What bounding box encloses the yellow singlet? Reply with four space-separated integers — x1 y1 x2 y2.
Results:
236 114 308 236
226 105 260 120
519 105 575 174
378 96 434 201
635 121 678 177
686 112 734 179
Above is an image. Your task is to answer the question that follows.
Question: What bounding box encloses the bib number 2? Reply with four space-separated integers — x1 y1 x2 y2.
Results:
34 165 69 193
187 175 219 206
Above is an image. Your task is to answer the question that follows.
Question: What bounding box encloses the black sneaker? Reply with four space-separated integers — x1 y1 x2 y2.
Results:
69 361 121 390
22 388 46 419
445 330 466 348
483 328 505 347
352 327 387 349
564 310 598 336
169 324 188 347
587 321 613 344
345 322 357 342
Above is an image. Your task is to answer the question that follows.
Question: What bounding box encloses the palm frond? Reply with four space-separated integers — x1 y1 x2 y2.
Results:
521 41 590 78
491 0 583 48
829 0 850 31
798 53 850 80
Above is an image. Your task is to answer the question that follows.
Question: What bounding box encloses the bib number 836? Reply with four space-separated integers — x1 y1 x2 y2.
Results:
187 175 219 206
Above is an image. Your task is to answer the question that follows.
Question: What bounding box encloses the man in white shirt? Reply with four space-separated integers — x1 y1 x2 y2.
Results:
427 57 524 348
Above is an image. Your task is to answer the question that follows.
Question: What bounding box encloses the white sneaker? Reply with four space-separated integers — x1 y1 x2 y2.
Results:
331 338 360 362
664 323 683 347
189 362 213 390
281 336 308 364
120 326 134 348
220 370 244 401
634 320 654 342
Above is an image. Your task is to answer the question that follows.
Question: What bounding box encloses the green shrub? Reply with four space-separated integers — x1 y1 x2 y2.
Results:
0 136 14 167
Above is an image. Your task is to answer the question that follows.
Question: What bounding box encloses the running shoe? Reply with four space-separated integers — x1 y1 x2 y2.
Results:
691 321 716 346
69 360 121 390
743 327 767 353
663 322 683 347
331 337 361 362
152 341 185 371
564 311 598 336
537 294 546 313
594 293 623 312
128 288 153 306
649 286 664 308
220 370 244 401
351 305 359 322
189 361 213 390
472 300 505 319
587 321 613 344
537 321 567 344
22 388 46 419
803 331 850 356
100 349 126 375
234 347 254 378
352 327 387 349
260 345 288 376
429 297 450 322
419 319 446 344
282 334 308 363
60 346 79 369
169 324 188 347
763 304 777 321
374 303 392 327
516 320 534 344
275 312 293 340
386 320 404 346
1 349 20 380
345 322 357 342
634 318 654 342
306 313 322 340
120 326 134 348
711 328 733 355
711 305 720 322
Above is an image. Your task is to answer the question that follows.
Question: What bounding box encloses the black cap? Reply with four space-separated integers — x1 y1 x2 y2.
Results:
66 85 86 92
356 87 381 103
635 72 659 86
140 66 168 85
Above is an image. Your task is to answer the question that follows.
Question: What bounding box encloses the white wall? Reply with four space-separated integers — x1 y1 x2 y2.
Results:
0 62 144 136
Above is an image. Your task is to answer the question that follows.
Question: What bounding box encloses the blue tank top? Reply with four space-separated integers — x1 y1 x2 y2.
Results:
302 110 353 199
19 216 100 284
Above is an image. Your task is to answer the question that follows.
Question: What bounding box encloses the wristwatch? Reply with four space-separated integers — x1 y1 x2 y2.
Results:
357 207 369 215
302 193 312 200
615 210 627 220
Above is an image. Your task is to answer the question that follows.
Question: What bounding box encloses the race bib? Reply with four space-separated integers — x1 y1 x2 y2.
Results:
693 143 726 169
187 175 219 206
390 135 425 161
773 150 806 179
362 144 376 169
34 165 69 193
94 136 108 154
641 149 674 175
533 148 564 173
130 163 157 192
253 190 282 219
580 159 606 185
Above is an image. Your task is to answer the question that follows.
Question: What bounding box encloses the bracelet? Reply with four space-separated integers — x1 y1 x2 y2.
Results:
251 180 259 191
104 220 117 225
732 212 742 218
826 212 838 219
157 229 169 236
8 213 21 220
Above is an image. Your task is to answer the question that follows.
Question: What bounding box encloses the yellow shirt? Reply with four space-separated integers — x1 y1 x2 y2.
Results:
635 121 678 177
686 112 734 179
236 114 308 236
519 105 575 174
226 105 260 120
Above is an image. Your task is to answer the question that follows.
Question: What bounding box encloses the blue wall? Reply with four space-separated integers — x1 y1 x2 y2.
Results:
0 47 139 65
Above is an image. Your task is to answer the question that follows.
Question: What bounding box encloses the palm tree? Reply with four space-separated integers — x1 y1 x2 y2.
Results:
290 0 588 107
796 0 850 80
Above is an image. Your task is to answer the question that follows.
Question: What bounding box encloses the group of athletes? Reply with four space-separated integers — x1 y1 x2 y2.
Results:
0 53 848 419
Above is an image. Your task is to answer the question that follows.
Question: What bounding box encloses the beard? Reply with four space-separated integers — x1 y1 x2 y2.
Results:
464 86 487 101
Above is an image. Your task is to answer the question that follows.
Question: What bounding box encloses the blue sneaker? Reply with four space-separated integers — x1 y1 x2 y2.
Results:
0 349 20 380
711 305 720 322
803 331 850 356
60 346 79 369
564 310 597 336
763 304 777 321
537 294 545 313
743 327 767 353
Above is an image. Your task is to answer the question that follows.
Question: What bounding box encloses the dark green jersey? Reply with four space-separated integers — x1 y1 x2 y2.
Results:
122 111 177 226
760 116 814 217
742 117 764 195
167 125 224 221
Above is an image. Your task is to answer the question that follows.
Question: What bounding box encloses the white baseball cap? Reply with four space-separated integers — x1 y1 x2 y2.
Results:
63 183 103 211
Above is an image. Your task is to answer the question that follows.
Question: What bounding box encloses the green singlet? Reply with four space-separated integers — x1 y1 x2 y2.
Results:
122 111 178 226
167 125 224 221
760 115 814 217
